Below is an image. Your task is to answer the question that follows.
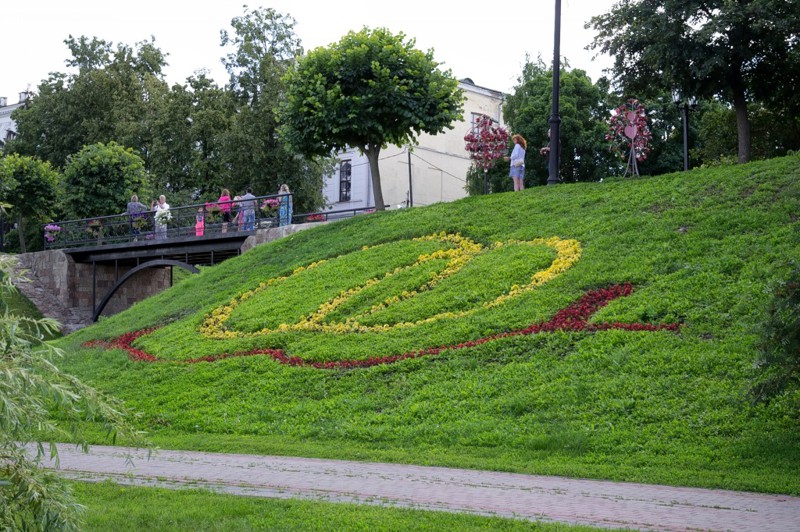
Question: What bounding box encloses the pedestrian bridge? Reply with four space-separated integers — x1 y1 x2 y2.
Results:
27 196 374 324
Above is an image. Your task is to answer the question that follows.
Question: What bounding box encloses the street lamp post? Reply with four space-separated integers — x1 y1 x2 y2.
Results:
674 96 697 171
547 0 562 185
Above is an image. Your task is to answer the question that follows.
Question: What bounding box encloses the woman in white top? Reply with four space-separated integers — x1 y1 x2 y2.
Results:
151 195 170 239
508 134 527 192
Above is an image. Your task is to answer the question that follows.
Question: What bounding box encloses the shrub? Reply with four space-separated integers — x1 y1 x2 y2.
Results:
752 260 800 407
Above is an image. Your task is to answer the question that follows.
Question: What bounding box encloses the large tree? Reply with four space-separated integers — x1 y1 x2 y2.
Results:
278 27 464 211
62 141 150 219
0 154 59 252
219 6 326 212
588 0 800 163
8 36 169 169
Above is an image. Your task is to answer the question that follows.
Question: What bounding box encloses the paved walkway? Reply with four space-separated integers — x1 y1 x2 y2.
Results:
38 443 800 531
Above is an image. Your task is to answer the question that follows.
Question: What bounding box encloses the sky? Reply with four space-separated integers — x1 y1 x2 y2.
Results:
2 0 619 103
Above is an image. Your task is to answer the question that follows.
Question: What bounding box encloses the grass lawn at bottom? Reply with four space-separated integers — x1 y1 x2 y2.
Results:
72 480 607 531
56 155 800 496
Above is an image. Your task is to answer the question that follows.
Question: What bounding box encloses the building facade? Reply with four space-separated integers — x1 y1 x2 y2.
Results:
0 92 28 150
321 79 506 211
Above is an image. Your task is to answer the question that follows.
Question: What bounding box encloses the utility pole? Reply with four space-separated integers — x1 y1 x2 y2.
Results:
547 0 562 185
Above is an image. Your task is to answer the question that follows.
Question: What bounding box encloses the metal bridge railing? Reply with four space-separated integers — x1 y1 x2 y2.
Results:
42 195 378 250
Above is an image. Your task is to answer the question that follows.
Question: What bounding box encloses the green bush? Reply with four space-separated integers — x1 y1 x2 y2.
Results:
752 260 800 406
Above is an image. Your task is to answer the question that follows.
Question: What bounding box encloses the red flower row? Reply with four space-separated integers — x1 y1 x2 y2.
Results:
83 284 679 369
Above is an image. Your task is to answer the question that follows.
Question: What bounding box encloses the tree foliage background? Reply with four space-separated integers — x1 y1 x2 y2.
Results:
588 0 800 164
502 57 620 186
4 1 800 217
62 141 150 220
0 154 59 252
5 7 326 215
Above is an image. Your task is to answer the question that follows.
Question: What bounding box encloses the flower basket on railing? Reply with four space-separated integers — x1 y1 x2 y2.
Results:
131 213 149 231
86 219 102 239
204 203 222 224
154 209 172 226
44 224 62 244
261 198 280 216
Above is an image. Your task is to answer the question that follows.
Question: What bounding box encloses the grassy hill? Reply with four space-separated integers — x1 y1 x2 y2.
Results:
56 155 800 495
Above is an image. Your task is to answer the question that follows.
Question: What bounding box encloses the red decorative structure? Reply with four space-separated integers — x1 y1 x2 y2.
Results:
464 114 510 193
606 99 653 177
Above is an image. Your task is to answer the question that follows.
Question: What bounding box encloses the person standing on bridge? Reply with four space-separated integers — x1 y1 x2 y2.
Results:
278 184 293 227
127 194 148 241
151 195 170 239
217 188 233 233
240 188 257 231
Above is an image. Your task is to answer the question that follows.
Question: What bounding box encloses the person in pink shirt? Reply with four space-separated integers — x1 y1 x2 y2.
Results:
217 188 233 233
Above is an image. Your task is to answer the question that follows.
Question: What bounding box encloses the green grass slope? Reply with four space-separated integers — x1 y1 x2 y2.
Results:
56 155 800 495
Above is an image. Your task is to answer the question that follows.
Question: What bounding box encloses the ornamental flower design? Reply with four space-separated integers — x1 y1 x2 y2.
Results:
464 114 510 171
197 233 580 339
83 283 680 368
606 98 653 167
79 231 682 368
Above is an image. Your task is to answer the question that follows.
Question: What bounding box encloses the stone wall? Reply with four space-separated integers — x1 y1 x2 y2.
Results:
16 250 171 320
240 222 322 253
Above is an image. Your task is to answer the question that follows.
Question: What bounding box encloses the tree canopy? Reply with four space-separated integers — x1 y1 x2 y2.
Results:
62 141 150 219
588 0 800 163
9 36 169 169
278 27 464 210
0 154 59 252
220 6 326 212
7 6 328 214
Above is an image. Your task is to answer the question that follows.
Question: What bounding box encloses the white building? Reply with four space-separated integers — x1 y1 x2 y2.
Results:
0 92 28 150
321 79 506 211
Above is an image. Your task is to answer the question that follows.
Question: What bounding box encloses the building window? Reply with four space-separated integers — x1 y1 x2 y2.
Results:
339 160 352 202
470 112 482 133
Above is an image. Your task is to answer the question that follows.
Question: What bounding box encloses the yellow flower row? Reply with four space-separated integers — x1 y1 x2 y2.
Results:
198 233 581 338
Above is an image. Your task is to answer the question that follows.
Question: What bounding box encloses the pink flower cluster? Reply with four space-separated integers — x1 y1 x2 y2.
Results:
464 114 510 171
83 284 679 369
261 198 280 211
606 99 653 162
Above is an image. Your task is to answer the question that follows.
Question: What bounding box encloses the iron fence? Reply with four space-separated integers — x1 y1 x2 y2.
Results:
42 195 379 250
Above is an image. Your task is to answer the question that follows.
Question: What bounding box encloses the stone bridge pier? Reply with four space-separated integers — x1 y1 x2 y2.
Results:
14 250 171 333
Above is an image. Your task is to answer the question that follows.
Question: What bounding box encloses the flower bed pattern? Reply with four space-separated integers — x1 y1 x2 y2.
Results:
199 233 581 338
83 283 679 369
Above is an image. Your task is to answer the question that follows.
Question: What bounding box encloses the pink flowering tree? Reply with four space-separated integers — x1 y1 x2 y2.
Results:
606 99 652 177
464 115 510 192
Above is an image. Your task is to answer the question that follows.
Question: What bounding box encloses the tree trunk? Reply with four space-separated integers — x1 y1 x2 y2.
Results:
16 214 27 253
732 86 751 164
364 144 385 211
